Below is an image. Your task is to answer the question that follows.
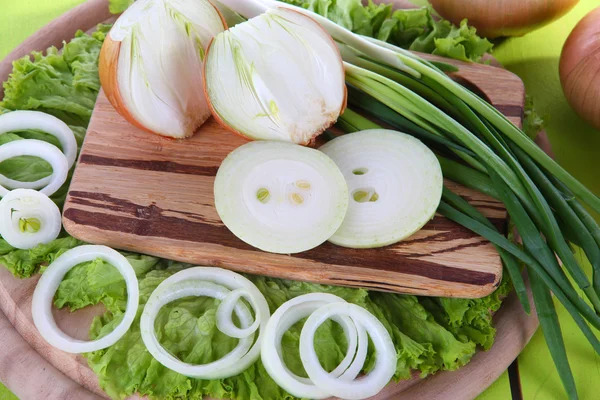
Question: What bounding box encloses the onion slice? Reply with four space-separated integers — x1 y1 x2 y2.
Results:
319 129 443 248
299 302 396 400
0 111 77 190
0 189 61 249
140 267 270 379
31 246 139 353
214 141 348 254
260 293 367 399
204 7 347 145
0 139 68 197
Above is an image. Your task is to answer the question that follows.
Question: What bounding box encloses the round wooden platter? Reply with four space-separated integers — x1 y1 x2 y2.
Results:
0 0 542 399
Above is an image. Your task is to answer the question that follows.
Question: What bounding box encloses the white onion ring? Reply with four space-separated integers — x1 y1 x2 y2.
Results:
217 288 261 339
0 139 68 197
31 246 139 353
260 293 368 399
0 189 61 249
0 111 77 190
299 303 396 400
140 267 270 379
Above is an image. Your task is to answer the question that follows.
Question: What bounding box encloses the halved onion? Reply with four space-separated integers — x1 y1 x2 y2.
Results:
0 110 77 190
0 189 61 249
260 293 368 399
319 129 443 248
140 267 270 379
31 246 139 353
299 302 396 400
0 139 68 197
100 0 226 138
214 141 348 254
204 7 347 145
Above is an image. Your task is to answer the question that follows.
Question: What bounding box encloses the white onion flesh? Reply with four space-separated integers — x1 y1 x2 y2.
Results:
0 139 68 197
0 189 61 249
299 302 396 400
214 141 348 254
108 0 226 138
140 267 270 379
319 129 443 248
0 111 77 190
260 293 368 399
205 7 346 145
31 246 139 353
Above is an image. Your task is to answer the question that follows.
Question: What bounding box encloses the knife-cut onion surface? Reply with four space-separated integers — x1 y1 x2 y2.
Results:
204 7 346 145
320 129 443 248
0 189 61 249
31 246 139 353
214 141 348 254
140 267 270 379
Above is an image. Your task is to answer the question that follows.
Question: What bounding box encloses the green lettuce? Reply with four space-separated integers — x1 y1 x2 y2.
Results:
53 258 505 400
280 0 493 61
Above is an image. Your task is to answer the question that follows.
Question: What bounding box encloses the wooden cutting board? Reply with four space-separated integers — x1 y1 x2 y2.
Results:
0 1 542 400
62 57 524 299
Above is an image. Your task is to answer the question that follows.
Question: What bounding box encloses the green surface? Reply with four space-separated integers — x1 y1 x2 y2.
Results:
1 0 599 399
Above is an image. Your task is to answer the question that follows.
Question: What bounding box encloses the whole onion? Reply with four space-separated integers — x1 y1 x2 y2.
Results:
430 0 580 38
560 7 600 131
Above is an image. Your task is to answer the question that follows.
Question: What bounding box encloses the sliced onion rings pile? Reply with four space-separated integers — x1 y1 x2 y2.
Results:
0 189 62 249
31 245 139 353
140 267 270 379
261 293 396 399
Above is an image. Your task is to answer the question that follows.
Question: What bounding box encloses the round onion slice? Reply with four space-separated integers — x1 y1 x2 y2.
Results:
140 267 270 379
31 246 139 353
204 7 347 145
0 111 77 190
0 189 61 249
319 129 443 248
260 293 367 399
0 139 68 197
214 141 348 254
299 302 396 400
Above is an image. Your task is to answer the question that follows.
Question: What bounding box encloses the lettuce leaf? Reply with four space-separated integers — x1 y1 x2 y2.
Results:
279 0 492 62
53 259 502 400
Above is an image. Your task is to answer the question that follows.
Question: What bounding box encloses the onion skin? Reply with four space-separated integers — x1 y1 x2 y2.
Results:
99 35 156 135
203 7 347 146
430 0 580 38
560 7 600 130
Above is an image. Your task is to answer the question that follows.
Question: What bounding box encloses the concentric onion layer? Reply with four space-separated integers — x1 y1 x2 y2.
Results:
320 129 443 248
140 267 270 379
214 141 348 254
0 110 77 190
100 0 226 138
204 7 346 145
31 246 139 353
261 293 395 400
0 139 68 197
0 189 62 250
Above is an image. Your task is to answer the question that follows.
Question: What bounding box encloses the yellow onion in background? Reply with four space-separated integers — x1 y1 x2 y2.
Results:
430 0 580 38
99 0 226 139
560 7 600 131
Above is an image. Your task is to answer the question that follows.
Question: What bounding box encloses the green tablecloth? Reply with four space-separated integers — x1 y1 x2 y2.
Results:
1 1 599 399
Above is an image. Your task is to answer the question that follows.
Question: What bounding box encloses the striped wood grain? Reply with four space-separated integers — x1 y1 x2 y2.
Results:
63 56 525 298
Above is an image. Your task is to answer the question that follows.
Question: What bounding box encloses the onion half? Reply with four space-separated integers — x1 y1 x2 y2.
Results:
214 141 349 254
204 7 347 145
0 139 68 197
0 111 77 190
320 130 443 248
0 189 61 249
100 0 226 138
140 267 270 379
31 246 139 353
